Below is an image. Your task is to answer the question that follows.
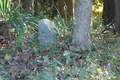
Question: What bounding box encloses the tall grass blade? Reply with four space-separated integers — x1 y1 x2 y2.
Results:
73 11 82 17
7 7 19 35
54 6 64 27
20 15 24 37
54 5 66 48
6 0 10 9
0 0 10 16
4 0 6 14
12 22 19 36
0 0 4 14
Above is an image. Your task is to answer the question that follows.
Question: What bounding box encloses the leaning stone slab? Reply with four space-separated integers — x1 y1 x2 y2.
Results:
39 19 60 46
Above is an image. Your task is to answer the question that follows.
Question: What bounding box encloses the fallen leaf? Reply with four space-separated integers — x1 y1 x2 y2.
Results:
58 36 64 42
52 67 55 72
2 44 6 47
4 54 12 60
116 78 120 80
58 46 63 51
0 32 3 36
102 34 106 36
94 68 102 74
67 65 72 69
94 71 97 74
65 30 69 35
16 17 20 19
96 68 102 74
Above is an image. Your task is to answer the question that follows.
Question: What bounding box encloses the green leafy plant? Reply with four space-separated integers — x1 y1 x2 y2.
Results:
0 0 10 18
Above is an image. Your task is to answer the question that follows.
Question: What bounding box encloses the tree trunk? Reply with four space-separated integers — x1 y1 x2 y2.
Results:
21 0 34 15
114 0 120 34
102 0 115 25
72 0 92 49
58 0 74 21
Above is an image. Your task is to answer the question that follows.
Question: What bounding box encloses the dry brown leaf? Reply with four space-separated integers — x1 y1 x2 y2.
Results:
58 46 63 51
2 44 6 47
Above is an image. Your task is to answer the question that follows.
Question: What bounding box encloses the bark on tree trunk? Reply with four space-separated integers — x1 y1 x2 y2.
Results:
58 0 74 21
114 0 120 34
102 0 115 25
72 0 92 49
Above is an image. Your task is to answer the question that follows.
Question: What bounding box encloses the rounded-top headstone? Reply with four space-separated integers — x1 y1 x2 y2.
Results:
38 19 60 46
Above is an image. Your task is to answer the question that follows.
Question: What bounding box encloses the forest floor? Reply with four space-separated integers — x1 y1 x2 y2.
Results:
0 21 120 80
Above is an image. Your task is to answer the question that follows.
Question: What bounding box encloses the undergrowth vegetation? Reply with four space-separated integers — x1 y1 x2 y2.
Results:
0 1 120 80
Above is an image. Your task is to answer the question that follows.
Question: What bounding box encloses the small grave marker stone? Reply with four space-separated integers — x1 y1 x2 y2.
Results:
38 19 60 46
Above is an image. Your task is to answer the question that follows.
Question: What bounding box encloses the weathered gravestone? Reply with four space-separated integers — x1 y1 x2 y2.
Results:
39 19 60 46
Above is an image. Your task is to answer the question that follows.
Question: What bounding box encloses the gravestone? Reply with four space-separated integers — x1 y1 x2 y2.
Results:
39 19 60 46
